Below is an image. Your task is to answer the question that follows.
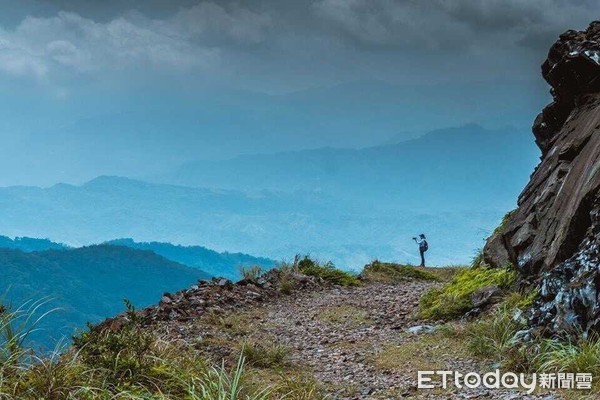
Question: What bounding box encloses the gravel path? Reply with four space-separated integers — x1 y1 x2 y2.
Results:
163 277 565 399
251 281 562 400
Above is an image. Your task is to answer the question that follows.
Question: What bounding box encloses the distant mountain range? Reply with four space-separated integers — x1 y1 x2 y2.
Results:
0 235 67 252
0 235 274 281
105 238 276 280
0 244 208 350
10 81 546 188
0 125 540 268
160 124 539 212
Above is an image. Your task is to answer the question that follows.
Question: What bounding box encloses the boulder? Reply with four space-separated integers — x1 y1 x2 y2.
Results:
483 21 600 336
471 285 502 308
406 324 436 334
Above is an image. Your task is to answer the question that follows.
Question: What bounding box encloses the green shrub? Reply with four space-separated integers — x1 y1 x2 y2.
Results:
361 261 438 283
296 256 360 286
0 300 280 399
278 276 296 294
275 263 298 294
72 300 158 387
418 266 516 320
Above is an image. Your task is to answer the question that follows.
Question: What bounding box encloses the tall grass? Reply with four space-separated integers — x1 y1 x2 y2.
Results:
239 266 263 282
191 356 271 400
465 292 600 392
0 300 274 399
534 337 600 375
0 298 56 363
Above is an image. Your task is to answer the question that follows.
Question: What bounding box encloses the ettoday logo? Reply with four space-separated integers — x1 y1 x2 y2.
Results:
417 370 593 393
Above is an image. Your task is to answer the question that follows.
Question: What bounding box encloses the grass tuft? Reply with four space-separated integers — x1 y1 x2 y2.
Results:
361 260 439 283
241 341 289 369
295 256 360 287
239 265 263 282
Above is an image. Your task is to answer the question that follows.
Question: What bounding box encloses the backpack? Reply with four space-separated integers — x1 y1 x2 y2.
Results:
421 240 429 252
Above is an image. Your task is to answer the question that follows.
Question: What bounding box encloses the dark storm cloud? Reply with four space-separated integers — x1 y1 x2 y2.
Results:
311 0 597 51
0 0 595 186
0 0 598 90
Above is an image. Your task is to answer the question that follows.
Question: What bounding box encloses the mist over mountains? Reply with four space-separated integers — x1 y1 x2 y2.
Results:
2 81 546 187
163 124 539 212
0 124 539 268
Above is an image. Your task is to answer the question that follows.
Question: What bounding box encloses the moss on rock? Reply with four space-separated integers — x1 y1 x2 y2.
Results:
418 266 517 320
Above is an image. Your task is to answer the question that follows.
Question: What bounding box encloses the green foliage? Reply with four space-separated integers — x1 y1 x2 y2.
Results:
0 298 56 368
71 301 158 387
465 291 600 391
295 256 360 286
274 262 298 294
418 266 516 320
273 376 325 399
503 290 538 310
190 356 271 400
534 337 600 377
0 299 274 399
466 303 527 368
241 341 289 369
361 260 438 283
239 265 263 282
278 276 296 295
470 248 484 268
493 209 516 236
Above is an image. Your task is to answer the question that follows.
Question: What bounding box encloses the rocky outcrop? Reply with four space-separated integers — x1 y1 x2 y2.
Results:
96 269 329 333
483 21 600 336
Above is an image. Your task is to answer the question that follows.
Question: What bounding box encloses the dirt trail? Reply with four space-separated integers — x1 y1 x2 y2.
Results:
254 282 559 399
169 279 562 399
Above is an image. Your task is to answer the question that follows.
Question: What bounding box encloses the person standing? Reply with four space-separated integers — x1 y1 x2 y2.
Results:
413 234 428 267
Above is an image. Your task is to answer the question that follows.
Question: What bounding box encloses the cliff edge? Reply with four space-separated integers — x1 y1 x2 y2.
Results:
484 21 600 336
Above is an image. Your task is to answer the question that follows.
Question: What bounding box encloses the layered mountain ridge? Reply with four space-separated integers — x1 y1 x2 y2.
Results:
0 124 539 267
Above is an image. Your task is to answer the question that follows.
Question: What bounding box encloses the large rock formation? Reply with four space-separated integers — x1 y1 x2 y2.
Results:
483 21 600 336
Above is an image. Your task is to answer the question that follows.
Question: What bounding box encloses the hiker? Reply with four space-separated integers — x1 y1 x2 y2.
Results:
413 234 428 267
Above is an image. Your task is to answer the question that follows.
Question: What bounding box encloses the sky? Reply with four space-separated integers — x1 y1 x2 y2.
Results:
0 0 599 186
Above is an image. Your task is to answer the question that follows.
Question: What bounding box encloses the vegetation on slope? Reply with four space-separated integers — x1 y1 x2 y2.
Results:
361 260 439 283
294 255 360 286
0 235 67 252
0 245 207 349
414 258 599 394
418 265 516 320
0 255 597 397
0 301 274 399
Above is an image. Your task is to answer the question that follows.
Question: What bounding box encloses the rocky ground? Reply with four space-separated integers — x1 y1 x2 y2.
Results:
147 275 564 400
